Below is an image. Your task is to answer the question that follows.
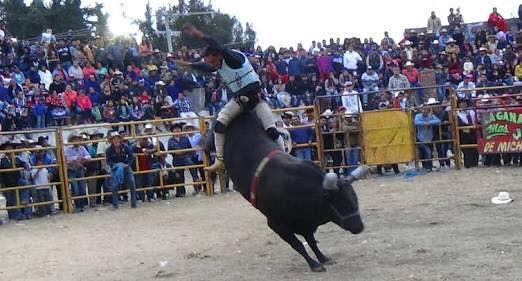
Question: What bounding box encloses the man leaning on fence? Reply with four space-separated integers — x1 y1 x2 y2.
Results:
414 102 441 172
105 131 137 209
0 138 31 221
65 132 91 212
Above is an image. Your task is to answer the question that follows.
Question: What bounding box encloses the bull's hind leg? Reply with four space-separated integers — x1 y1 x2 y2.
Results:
303 233 336 265
267 220 326 272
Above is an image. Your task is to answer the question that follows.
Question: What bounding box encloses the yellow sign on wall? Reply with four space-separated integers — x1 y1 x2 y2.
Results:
361 110 415 165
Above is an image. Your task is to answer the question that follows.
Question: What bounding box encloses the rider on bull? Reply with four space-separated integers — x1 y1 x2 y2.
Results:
177 24 280 173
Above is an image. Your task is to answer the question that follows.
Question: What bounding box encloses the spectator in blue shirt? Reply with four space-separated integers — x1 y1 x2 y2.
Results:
289 115 314 160
414 103 441 171
105 131 137 209
168 122 199 197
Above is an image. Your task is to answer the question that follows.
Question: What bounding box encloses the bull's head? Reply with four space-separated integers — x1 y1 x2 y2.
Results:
322 166 368 234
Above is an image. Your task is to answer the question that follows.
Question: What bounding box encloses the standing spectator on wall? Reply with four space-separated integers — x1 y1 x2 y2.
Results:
105 131 137 209
454 8 464 28
64 132 91 212
447 8 457 32
343 45 362 75
488 7 507 32
427 11 442 35
381 31 395 49
414 103 441 172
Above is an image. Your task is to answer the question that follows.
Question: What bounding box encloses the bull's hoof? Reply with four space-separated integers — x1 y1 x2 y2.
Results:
320 256 336 265
311 264 326 272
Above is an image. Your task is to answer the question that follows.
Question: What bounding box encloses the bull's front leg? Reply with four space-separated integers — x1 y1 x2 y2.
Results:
303 232 335 265
267 220 325 272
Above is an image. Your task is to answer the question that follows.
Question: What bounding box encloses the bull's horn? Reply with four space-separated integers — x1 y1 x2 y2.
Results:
322 172 339 190
350 165 370 180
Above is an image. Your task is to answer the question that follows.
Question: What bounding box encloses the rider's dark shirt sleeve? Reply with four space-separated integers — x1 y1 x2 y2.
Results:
191 35 245 70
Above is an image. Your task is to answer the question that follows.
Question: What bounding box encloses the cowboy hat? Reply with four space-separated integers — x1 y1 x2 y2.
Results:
479 47 488 52
88 129 104 137
491 192 513 204
322 109 334 117
144 123 155 130
446 38 456 43
108 131 122 141
183 123 196 130
426 98 441 105
404 40 412 46
393 91 404 98
283 111 295 117
67 131 82 142
405 61 414 67
155 81 166 86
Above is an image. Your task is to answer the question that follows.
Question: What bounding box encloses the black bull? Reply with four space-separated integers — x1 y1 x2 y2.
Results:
223 113 364 272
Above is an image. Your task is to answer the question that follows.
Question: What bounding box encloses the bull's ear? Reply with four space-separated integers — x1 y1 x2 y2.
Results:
322 172 339 191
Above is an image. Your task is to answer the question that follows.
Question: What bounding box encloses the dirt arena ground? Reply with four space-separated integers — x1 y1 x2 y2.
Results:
0 167 521 281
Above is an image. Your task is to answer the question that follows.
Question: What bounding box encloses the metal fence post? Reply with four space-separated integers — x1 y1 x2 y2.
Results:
56 128 72 213
450 89 463 169
313 100 324 168
199 117 213 195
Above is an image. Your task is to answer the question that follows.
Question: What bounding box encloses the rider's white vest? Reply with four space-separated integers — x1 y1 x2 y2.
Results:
218 52 259 93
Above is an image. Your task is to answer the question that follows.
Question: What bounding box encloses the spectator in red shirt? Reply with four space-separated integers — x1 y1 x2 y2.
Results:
82 62 96 78
402 61 419 84
138 90 151 105
402 61 424 103
488 7 507 32
76 89 93 124
265 57 279 82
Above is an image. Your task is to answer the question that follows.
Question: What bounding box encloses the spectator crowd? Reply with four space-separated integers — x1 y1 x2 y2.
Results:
1 6 522 223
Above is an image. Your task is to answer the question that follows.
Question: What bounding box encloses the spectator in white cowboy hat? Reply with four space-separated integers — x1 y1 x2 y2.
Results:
341 81 362 114
444 38 459 55
105 131 137 209
184 123 205 195
402 40 415 61
456 75 476 100
414 103 441 172
64 131 91 212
